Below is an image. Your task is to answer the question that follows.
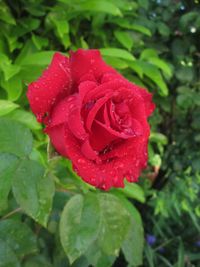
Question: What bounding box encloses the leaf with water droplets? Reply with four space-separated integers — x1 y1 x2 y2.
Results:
60 193 101 264
0 219 38 258
0 100 19 117
117 180 146 203
121 197 144 267
0 153 19 211
12 159 55 227
0 239 20 267
0 118 33 157
60 192 131 264
97 193 131 254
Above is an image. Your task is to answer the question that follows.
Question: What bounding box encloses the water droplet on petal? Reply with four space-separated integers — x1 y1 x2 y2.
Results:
77 158 86 164
69 103 75 109
118 163 124 169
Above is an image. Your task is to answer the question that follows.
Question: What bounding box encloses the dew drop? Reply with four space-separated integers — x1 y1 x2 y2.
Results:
69 103 75 109
101 184 106 190
67 96 74 102
135 160 139 167
118 163 124 169
91 178 96 183
77 158 86 164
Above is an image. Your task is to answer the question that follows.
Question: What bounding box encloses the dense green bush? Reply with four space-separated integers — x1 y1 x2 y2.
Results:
0 0 199 266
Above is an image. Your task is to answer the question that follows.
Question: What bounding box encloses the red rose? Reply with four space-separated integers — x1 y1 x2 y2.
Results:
27 49 155 190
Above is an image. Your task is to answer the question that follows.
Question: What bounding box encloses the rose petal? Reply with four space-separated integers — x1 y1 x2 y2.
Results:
45 124 68 158
138 87 155 117
81 139 100 161
27 52 71 122
70 49 116 85
86 93 112 131
84 79 129 103
78 81 97 104
64 127 144 189
47 95 77 127
68 105 88 140
90 120 119 151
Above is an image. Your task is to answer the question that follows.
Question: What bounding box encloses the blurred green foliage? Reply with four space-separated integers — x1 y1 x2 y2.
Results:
0 0 200 266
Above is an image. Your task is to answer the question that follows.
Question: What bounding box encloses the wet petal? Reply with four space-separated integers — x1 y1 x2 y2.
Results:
47 95 77 127
27 52 71 122
81 139 100 161
67 105 88 140
70 49 116 85
45 124 68 158
86 93 112 131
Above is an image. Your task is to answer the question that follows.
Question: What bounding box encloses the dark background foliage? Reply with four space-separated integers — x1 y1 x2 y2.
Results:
0 0 199 266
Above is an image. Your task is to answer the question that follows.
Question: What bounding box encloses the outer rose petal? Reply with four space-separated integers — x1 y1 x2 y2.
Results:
27 52 71 122
138 87 155 117
70 49 117 86
46 95 77 128
64 126 145 190
46 124 68 158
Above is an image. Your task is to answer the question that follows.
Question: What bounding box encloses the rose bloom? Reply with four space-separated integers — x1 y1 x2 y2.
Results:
27 49 155 190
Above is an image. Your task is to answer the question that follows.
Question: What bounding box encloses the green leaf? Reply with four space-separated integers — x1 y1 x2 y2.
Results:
0 100 19 117
111 193 144 266
60 193 131 264
15 18 40 37
78 0 122 16
128 61 143 78
31 34 49 50
60 193 101 264
175 66 194 83
0 153 19 211
18 51 56 66
12 159 55 226
47 12 70 49
100 48 135 61
0 2 16 25
0 118 33 157
138 0 149 9
122 215 144 266
0 74 23 101
114 30 133 51
177 241 184 267
19 65 45 84
98 193 131 254
14 39 39 65
140 49 158 60
118 181 146 203
137 61 168 96
0 219 38 258
145 245 155 267
157 22 170 37
150 132 168 145
86 243 116 267
0 53 21 80
23 256 53 267
7 109 41 130
2 64 21 81
147 57 172 77
179 11 198 29
130 24 151 36
103 56 128 69
111 19 151 36
0 239 20 267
